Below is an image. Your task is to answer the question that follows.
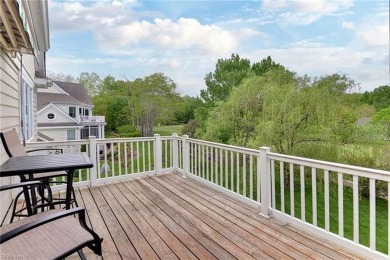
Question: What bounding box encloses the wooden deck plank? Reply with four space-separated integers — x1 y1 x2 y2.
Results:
89 185 141 259
108 182 179 260
167 173 362 260
117 181 198 260
98 184 159 260
144 176 292 259
135 178 260 260
127 180 233 260
125 180 236 260
164 174 338 260
79 186 124 260
161 174 323 259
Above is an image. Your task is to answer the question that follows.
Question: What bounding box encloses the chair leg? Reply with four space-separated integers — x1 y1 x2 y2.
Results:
72 186 78 208
77 249 87 260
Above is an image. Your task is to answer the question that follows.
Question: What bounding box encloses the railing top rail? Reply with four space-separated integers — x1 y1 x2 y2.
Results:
96 137 157 143
186 137 258 156
26 140 89 147
269 152 390 180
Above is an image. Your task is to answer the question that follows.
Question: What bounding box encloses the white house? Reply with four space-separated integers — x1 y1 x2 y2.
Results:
37 81 106 141
0 0 50 218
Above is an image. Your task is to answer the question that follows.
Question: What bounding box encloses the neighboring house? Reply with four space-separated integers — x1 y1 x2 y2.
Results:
37 81 106 141
0 0 50 218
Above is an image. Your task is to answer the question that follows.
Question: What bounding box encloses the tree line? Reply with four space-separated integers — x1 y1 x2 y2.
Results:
48 54 390 169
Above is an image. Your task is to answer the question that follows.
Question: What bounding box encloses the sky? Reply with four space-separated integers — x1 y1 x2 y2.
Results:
47 0 389 96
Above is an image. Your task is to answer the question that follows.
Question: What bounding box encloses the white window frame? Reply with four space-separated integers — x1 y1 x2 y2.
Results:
20 77 34 141
67 129 76 140
69 107 76 118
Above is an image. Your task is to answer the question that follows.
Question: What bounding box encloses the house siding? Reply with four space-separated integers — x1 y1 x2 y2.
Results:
0 49 20 220
0 49 39 220
39 128 80 141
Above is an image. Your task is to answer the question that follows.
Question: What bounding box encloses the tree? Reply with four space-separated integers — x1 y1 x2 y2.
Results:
92 77 130 132
47 71 75 82
200 53 251 103
200 69 359 155
77 72 102 97
362 85 390 110
251 56 283 76
128 73 179 136
372 107 390 140
174 96 203 124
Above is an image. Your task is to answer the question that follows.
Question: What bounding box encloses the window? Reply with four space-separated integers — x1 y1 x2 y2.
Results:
85 109 89 116
67 129 76 140
20 78 33 140
47 113 55 120
69 107 76 118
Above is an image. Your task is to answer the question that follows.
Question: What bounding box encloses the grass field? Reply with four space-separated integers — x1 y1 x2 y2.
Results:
153 124 183 136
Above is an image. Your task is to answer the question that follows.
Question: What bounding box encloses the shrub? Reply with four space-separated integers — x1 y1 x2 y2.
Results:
117 124 137 134
119 132 141 138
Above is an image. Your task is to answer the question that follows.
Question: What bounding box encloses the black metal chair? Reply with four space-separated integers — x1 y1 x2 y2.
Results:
0 129 78 222
0 181 102 259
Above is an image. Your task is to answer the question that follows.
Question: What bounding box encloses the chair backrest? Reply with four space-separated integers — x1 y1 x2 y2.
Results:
0 129 27 157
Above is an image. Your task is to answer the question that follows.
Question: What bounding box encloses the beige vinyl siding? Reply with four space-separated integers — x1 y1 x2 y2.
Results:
0 49 21 220
39 129 68 141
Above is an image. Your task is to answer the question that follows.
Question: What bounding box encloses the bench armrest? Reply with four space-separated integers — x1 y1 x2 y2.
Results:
26 148 63 154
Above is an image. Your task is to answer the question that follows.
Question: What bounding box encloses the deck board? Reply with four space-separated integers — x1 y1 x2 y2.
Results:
3 173 364 259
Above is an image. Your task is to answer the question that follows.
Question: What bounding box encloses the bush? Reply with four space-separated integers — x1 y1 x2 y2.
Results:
117 124 137 134
181 120 197 138
119 132 141 138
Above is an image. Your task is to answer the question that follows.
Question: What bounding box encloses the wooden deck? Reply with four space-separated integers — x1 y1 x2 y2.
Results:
69 173 362 259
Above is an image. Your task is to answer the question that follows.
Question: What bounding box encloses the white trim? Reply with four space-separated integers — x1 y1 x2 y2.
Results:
38 126 83 130
51 82 69 95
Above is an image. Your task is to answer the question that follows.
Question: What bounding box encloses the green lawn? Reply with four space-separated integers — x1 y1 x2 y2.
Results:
153 124 183 136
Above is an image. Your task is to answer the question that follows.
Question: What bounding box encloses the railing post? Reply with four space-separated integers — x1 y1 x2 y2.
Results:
154 134 162 176
182 135 189 178
259 146 271 218
172 133 178 172
89 136 97 187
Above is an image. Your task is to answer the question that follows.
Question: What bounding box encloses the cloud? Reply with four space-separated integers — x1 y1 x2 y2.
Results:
49 1 238 56
342 21 355 29
262 0 354 25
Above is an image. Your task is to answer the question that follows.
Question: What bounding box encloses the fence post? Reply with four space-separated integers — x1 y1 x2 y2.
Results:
155 134 162 176
172 133 178 172
89 136 97 187
259 146 271 218
182 135 189 178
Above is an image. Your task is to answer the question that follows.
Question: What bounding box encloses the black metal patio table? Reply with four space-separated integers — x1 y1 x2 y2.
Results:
0 153 93 215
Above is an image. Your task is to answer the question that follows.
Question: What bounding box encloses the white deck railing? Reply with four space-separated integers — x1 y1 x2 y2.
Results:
25 134 390 259
79 115 105 123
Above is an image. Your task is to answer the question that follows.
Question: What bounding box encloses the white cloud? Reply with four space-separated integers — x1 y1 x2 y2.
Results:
112 1 122 7
262 0 354 25
357 25 389 47
262 0 289 10
49 1 238 57
342 21 355 30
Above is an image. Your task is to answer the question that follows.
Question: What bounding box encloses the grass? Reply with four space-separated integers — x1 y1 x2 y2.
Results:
273 172 388 254
153 124 183 136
